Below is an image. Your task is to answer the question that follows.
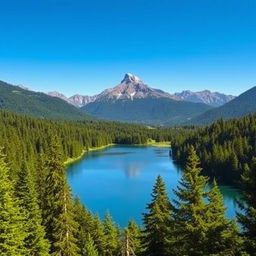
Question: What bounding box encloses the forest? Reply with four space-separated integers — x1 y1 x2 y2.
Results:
172 114 256 186
0 109 255 255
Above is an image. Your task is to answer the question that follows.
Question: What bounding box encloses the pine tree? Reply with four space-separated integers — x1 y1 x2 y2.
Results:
123 220 142 256
126 220 142 255
42 136 79 256
104 212 121 256
91 216 107 256
15 162 50 256
73 198 95 255
82 234 99 256
238 157 256 255
206 180 244 255
0 148 26 256
171 146 209 256
142 175 171 256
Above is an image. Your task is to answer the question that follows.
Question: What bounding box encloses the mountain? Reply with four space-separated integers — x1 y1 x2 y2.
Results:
95 73 178 101
174 90 235 107
47 74 234 108
68 94 97 107
0 80 93 120
82 73 212 125
188 86 256 125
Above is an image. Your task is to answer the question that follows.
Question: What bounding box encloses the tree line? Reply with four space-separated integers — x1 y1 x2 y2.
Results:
1 138 255 255
172 114 256 186
0 109 255 255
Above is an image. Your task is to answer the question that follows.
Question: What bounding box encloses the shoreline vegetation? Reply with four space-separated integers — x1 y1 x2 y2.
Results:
64 140 171 166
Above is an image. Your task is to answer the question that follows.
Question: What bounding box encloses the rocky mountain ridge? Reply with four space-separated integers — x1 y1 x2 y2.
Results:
47 73 235 107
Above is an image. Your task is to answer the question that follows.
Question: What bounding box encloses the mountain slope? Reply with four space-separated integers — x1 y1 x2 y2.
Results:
0 80 93 120
188 86 256 125
82 74 212 125
84 97 212 125
174 90 235 107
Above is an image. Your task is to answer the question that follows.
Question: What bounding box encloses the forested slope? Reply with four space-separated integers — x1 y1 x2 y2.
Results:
172 114 256 185
0 80 93 120
189 86 256 125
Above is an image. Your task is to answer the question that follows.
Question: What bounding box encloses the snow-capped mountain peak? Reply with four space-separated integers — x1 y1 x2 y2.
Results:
121 73 141 84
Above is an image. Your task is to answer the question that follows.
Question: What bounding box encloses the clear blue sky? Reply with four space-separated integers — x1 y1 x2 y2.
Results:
0 0 255 96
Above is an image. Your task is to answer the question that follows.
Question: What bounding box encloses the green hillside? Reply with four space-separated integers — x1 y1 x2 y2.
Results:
0 80 93 120
189 86 256 125
82 97 212 125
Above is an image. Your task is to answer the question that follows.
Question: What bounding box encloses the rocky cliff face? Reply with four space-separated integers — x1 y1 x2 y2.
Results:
174 90 235 107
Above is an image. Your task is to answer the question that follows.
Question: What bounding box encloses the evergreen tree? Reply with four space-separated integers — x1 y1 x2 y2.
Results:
91 216 107 256
0 148 26 256
103 212 121 256
82 234 99 256
124 220 142 255
73 198 95 255
238 157 256 255
15 162 50 256
42 136 79 256
142 175 171 256
207 180 244 255
171 146 209 256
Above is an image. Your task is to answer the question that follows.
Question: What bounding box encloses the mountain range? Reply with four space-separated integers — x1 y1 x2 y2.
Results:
48 73 235 108
188 86 256 125
1 73 255 126
81 74 213 125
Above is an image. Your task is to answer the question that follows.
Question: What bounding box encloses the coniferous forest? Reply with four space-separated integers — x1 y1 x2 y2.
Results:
0 109 256 255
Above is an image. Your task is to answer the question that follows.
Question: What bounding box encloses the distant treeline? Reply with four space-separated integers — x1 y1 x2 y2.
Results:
172 114 256 186
0 109 191 175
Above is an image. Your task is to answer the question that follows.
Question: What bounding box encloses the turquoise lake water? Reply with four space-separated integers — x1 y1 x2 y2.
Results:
67 145 240 227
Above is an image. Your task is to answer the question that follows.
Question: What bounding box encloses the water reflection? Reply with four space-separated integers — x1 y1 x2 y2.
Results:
66 146 240 227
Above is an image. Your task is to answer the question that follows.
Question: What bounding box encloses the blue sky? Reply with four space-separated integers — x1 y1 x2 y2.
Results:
0 0 255 96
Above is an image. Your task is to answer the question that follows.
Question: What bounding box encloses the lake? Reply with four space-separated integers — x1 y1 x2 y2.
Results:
67 145 240 227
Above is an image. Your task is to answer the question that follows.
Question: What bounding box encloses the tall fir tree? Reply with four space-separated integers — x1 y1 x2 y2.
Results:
103 212 121 256
0 148 26 256
206 180 244 255
42 136 79 256
15 162 50 256
238 157 256 255
125 220 142 255
73 198 95 255
171 146 209 256
82 234 99 256
91 216 107 256
142 175 171 256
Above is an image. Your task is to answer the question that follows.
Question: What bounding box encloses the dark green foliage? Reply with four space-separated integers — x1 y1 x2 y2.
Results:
188 86 256 125
83 97 212 126
82 234 99 256
103 213 121 256
238 158 256 255
142 176 171 256
169 148 244 256
0 148 26 256
0 107 254 255
91 216 108 255
0 80 92 121
0 109 184 177
125 220 142 255
171 147 209 255
172 115 256 186
15 162 50 256
41 137 79 255
206 180 244 255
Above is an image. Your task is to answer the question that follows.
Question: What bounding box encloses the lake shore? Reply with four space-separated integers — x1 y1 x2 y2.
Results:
64 141 170 166
64 143 116 165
